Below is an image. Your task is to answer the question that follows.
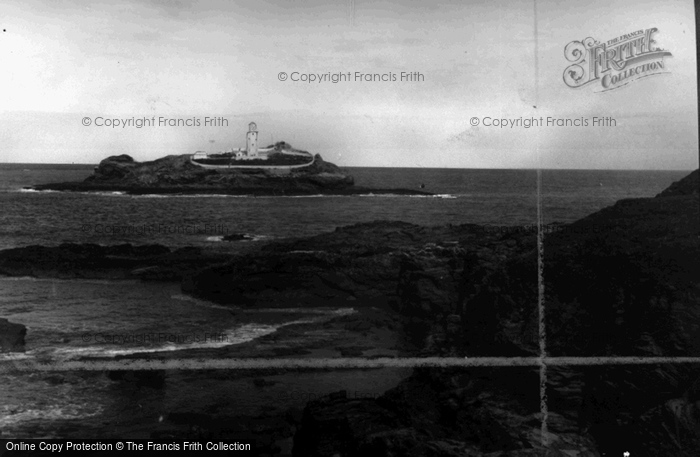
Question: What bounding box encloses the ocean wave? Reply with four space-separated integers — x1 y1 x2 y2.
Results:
205 233 269 242
170 293 241 310
31 323 279 359
15 189 126 196
0 276 139 285
15 313 341 361
423 194 456 199
245 307 356 315
359 193 457 199
0 352 31 361
12 188 457 199
170 294 356 317
131 194 252 199
0 405 104 430
17 188 59 193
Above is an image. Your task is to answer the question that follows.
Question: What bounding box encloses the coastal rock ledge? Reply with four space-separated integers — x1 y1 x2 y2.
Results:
30 154 430 196
0 318 26 352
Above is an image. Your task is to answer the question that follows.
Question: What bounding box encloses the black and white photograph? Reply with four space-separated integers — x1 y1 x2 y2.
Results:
0 0 698 455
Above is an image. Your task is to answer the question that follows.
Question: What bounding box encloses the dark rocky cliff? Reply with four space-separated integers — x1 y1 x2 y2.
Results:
287 169 700 456
656 169 699 198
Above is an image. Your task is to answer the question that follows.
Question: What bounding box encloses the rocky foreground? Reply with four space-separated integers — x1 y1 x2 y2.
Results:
29 153 431 196
1 170 698 455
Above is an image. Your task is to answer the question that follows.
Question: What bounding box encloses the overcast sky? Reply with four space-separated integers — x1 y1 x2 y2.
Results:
0 0 697 168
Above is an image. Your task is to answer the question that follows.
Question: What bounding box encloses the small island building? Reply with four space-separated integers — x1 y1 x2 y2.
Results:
246 122 258 157
190 122 314 169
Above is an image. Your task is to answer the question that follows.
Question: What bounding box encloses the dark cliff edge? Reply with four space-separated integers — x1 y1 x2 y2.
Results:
285 169 700 457
655 169 699 198
28 153 432 196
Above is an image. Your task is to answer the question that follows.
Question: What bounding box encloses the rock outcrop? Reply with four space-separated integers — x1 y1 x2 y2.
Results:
0 243 231 281
181 221 527 315
0 318 27 352
292 369 598 456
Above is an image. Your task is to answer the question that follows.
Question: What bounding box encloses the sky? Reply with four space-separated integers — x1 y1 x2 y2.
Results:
0 0 697 169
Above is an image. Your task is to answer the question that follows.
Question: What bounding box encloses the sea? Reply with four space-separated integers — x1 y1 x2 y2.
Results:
0 163 691 438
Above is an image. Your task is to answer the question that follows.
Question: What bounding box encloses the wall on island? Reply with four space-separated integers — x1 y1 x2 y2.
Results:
188 156 315 170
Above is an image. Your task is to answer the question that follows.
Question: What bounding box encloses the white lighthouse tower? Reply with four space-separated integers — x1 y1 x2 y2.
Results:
246 122 258 157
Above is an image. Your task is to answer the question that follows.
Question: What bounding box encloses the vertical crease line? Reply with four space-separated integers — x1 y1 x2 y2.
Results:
533 0 548 448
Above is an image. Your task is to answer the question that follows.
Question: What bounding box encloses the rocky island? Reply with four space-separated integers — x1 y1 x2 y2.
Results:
32 121 432 196
28 153 430 196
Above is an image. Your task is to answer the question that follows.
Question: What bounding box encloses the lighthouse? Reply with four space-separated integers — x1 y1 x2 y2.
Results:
246 122 258 157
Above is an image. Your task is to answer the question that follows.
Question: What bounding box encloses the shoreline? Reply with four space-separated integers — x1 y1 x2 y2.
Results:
0 305 412 444
27 183 434 197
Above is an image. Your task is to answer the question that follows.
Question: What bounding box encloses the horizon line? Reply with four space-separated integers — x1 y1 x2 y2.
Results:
0 162 695 172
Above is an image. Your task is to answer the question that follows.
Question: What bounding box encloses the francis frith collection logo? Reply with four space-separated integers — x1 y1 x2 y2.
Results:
563 28 672 92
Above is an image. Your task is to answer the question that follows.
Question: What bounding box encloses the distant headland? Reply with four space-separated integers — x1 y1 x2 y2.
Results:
28 122 432 196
